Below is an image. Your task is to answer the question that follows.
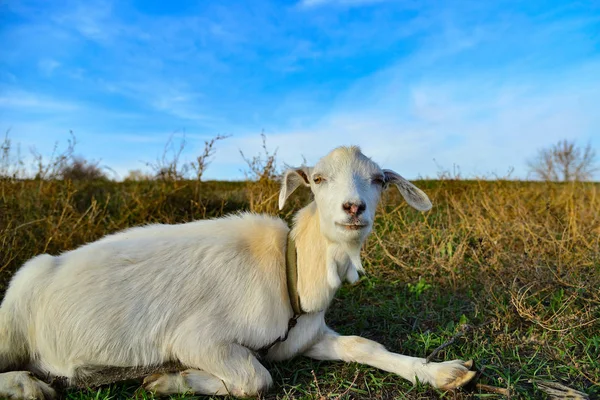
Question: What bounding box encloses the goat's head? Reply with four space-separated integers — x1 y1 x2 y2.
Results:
279 146 432 244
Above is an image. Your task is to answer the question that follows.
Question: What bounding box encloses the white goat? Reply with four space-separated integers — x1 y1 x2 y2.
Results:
0 146 475 399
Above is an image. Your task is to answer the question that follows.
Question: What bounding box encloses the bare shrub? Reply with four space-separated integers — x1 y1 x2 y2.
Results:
433 159 463 180
147 134 189 181
60 157 107 181
31 132 77 180
124 169 152 181
240 133 280 214
190 134 230 182
29 133 108 181
0 131 26 180
3 131 106 181
147 133 229 182
528 139 598 181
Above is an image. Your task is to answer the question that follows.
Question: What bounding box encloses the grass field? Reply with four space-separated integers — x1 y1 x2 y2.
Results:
1 176 599 399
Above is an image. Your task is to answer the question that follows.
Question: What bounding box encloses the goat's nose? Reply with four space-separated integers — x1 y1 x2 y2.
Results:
342 201 366 216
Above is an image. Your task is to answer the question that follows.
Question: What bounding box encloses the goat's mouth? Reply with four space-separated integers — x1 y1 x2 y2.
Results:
335 222 368 231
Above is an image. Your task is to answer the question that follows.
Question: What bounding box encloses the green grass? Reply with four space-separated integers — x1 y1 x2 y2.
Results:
1 178 599 399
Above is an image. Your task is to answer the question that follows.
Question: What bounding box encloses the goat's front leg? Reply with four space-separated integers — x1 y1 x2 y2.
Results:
303 328 475 390
143 343 272 397
0 371 56 399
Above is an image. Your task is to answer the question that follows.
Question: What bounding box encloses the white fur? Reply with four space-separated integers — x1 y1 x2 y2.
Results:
0 146 474 399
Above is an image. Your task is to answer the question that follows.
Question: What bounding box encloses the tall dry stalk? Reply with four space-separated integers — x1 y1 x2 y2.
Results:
240 133 281 215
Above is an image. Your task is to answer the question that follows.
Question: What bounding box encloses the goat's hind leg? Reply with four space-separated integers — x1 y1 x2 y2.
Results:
143 343 273 397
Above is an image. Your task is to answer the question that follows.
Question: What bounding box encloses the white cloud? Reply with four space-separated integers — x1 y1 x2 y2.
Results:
298 0 397 8
51 0 117 43
38 59 61 76
203 58 600 181
0 91 79 112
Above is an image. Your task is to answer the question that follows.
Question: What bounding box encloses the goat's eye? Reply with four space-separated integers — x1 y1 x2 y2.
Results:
372 176 385 185
313 176 324 184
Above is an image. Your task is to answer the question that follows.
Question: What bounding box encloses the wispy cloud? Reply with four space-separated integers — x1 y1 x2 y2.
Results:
49 0 121 43
298 0 396 8
0 90 80 112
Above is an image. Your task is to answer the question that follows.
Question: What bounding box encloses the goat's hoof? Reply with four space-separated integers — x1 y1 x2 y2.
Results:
143 372 189 395
422 359 477 390
436 359 477 390
0 371 56 400
439 369 477 390
142 373 162 389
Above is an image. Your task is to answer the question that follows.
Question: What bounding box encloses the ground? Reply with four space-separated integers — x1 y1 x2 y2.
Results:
1 178 598 399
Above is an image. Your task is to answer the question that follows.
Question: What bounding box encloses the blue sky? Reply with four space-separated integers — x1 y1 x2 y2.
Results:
1 0 599 180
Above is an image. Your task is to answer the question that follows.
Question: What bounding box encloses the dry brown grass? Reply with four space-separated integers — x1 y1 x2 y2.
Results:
1 177 598 399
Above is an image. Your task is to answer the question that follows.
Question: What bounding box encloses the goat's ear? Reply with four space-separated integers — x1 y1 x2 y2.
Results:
383 169 432 212
279 167 311 210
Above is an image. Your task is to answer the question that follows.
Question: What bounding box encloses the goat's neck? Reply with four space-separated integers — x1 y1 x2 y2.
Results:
290 202 364 313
